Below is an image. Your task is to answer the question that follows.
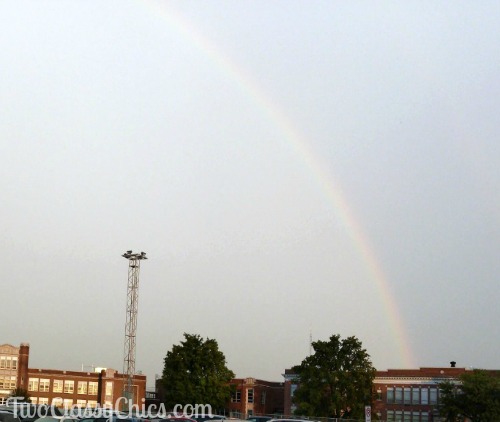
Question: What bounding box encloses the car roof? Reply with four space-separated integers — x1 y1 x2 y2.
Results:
268 419 313 422
0 412 21 422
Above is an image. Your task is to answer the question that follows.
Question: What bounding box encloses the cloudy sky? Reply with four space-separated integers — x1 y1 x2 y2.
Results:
1 1 499 388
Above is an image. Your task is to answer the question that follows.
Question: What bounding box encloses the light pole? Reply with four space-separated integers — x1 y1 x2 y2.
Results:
122 250 147 410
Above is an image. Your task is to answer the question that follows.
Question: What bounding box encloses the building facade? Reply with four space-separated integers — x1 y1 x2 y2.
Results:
26 367 146 410
227 378 284 418
157 376 284 416
372 366 497 421
0 343 146 409
282 365 500 421
282 369 297 417
0 343 29 404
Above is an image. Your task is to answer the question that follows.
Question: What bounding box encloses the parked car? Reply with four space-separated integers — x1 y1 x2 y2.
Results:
0 405 63 422
0 410 22 422
190 415 227 422
33 417 78 422
149 418 197 422
246 417 271 422
78 417 144 422
267 419 313 422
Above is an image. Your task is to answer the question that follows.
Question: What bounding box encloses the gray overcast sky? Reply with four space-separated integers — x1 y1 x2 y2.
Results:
1 1 499 388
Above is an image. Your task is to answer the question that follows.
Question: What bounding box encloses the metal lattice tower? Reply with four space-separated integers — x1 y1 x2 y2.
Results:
122 250 147 409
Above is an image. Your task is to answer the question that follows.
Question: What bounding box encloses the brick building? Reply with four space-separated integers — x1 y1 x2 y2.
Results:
372 366 465 421
372 366 500 421
227 378 284 418
0 343 30 404
156 376 284 416
26 367 146 410
0 343 146 409
283 365 500 421
282 369 297 417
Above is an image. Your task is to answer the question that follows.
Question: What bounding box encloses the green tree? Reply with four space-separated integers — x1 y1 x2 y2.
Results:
292 334 375 419
439 369 500 422
162 333 235 411
8 387 31 403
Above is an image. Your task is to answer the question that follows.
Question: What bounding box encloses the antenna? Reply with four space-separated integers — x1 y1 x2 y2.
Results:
122 250 147 410
309 329 313 356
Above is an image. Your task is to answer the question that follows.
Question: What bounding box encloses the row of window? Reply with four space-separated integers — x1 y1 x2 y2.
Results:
0 357 18 370
0 376 16 390
231 388 254 403
387 387 439 405
28 378 99 395
230 412 256 419
29 397 98 408
386 410 430 421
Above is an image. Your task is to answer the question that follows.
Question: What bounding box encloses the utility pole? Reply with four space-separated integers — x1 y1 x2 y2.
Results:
122 250 147 410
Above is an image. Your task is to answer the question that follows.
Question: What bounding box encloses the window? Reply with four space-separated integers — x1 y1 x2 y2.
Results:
247 410 253 417
88 382 98 395
0 358 16 371
77 400 87 407
395 410 402 421
105 382 113 396
404 388 411 404
63 399 73 408
395 387 403 404
412 388 420 404
30 397 38 404
421 388 428 405
430 388 438 405
387 387 394 403
52 397 63 407
386 411 395 422
38 398 49 405
78 381 88 394
231 390 241 403
53 380 63 393
0 376 13 389
247 388 254 403
39 379 50 393
403 411 411 422
411 412 419 422
421 411 429 422
64 380 75 394
261 391 266 405
105 382 113 404
87 400 97 408
28 378 39 392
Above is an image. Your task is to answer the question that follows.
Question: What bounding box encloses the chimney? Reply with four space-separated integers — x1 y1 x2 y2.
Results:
450 361 456 368
17 343 30 390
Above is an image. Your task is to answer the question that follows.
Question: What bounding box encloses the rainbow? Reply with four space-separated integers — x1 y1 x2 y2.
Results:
138 0 415 368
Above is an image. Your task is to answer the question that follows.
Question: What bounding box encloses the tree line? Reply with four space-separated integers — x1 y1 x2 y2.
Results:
161 333 500 421
162 333 375 419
